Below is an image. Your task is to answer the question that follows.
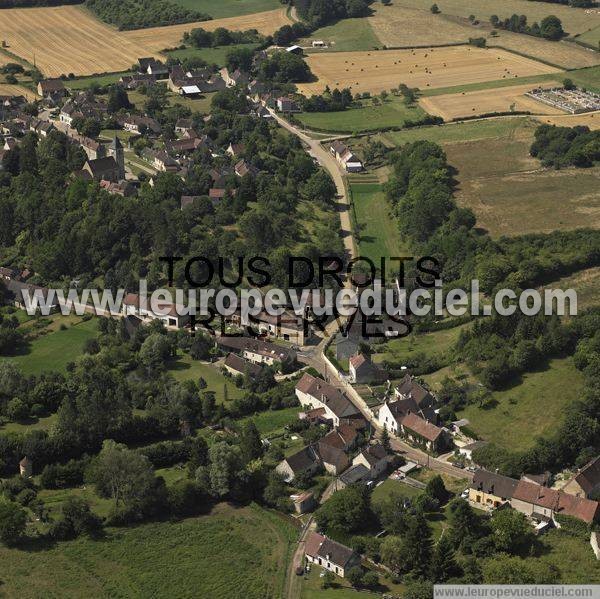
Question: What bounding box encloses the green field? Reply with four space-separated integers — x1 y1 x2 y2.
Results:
350 181 410 265
301 18 382 53
297 98 427 134
167 43 258 68
67 71 133 91
168 352 244 402
372 478 423 504
574 25 600 50
169 0 280 18
382 115 535 146
457 357 584 452
0 503 297 599
568 64 600 93
1 316 98 375
240 406 301 436
373 323 469 366
550 267 600 311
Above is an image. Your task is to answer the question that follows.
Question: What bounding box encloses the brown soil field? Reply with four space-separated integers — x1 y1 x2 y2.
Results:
419 82 564 120
0 6 290 78
296 46 560 96
123 8 291 53
0 84 36 101
536 110 600 130
368 3 600 69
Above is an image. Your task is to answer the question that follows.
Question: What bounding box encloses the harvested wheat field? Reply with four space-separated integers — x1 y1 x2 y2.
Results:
0 84 36 101
368 4 476 48
297 47 560 96
123 8 291 53
0 6 290 78
536 111 600 130
419 82 563 120
0 6 159 77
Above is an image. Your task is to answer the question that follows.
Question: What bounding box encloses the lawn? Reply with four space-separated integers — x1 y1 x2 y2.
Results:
296 98 427 134
457 357 584 452
1 316 99 375
0 503 298 599
169 0 281 18
373 323 470 366
350 182 410 266
166 43 258 68
300 18 381 53
576 25 600 50
167 352 244 402
67 71 133 90
371 478 423 506
240 406 302 436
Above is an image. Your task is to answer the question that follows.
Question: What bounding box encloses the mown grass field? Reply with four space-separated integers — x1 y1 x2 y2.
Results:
373 323 469 366
457 357 584 452
67 71 133 91
350 181 410 265
169 0 281 18
240 406 302 436
297 98 426 133
0 503 297 599
167 352 244 403
1 316 98 375
301 18 381 53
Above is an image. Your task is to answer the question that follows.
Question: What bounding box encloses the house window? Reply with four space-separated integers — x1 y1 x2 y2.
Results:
476 495 481 503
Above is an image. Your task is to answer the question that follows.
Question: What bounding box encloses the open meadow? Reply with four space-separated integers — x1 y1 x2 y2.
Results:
296 46 560 96
0 503 297 599
419 81 563 120
0 6 289 78
457 357 584 453
445 133 600 237
169 0 281 18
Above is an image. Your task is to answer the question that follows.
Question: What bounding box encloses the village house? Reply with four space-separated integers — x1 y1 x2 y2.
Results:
37 79 65 98
562 456 600 499
400 412 451 453
290 491 316 514
120 115 161 135
335 463 371 490
99 179 136 197
142 59 169 78
122 292 189 329
394 374 435 410
226 142 245 158
120 73 156 90
348 352 382 384
209 188 228 203
153 151 179 172
317 441 349 475
175 118 194 135
352 443 390 479
219 67 249 88
304 532 360 578
66 130 106 160
234 159 258 178
223 352 263 378
3 279 58 313
29 118 55 138
469 469 519 509
512 479 599 525
276 96 301 113
216 335 296 369
329 140 363 173
295 373 361 427
276 445 321 483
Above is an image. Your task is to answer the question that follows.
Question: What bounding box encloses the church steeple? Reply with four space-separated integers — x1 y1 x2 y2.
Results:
108 136 125 180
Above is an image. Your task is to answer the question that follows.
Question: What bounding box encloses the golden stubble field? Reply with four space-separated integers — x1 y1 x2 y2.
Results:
296 46 560 96
0 6 290 77
368 2 600 69
419 82 564 120
536 111 600 130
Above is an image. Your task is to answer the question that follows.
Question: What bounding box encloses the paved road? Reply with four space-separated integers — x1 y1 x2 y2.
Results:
268 110 356 260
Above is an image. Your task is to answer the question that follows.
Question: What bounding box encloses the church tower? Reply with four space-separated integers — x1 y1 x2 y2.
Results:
108 136 125 180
